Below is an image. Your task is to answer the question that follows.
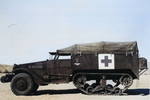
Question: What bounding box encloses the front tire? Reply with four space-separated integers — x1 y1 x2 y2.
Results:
11 73 34 95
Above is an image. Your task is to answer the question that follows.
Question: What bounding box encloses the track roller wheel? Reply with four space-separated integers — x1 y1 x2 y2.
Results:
119 74 133 86
105 84 113 94
86 86 94 95
113 87 121 94
73 74 86 88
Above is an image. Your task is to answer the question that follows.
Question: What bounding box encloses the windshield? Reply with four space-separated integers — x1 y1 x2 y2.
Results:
49 53 71 60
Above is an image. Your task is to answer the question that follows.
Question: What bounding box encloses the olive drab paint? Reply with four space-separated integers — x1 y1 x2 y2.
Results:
1 41 148 95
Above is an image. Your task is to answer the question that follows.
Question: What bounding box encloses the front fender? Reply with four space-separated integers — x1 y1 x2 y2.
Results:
12 68 46 84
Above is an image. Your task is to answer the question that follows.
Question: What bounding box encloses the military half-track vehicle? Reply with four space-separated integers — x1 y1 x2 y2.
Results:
1 41 148 95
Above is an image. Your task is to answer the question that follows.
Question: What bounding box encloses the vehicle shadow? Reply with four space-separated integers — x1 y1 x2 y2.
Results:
31 89 80 95
124 89 150 96
31 88 149 96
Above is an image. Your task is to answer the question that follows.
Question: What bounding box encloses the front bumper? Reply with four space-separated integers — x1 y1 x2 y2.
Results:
1 73 15 83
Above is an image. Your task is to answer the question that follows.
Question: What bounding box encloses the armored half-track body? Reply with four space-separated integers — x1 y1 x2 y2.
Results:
1 41 147 95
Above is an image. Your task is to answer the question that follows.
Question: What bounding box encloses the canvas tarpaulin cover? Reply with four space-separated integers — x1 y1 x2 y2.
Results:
56 41 138 55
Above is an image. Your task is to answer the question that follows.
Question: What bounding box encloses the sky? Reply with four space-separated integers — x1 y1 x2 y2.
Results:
0 0 150 65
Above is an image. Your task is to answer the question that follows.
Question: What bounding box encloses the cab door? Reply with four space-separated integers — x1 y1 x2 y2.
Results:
56 59 71 74
46 55 71 83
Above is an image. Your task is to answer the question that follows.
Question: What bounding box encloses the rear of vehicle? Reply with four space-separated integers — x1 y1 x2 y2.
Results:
56 41 147 94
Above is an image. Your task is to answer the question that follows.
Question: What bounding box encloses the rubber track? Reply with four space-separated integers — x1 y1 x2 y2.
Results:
72 72 133 95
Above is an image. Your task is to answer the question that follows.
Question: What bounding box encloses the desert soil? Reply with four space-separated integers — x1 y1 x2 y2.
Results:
0 73 149 100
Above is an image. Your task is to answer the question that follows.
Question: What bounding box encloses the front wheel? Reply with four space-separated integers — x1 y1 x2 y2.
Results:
11 73 34 95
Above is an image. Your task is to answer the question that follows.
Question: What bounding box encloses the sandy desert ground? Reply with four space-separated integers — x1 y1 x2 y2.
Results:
0 73 149 100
